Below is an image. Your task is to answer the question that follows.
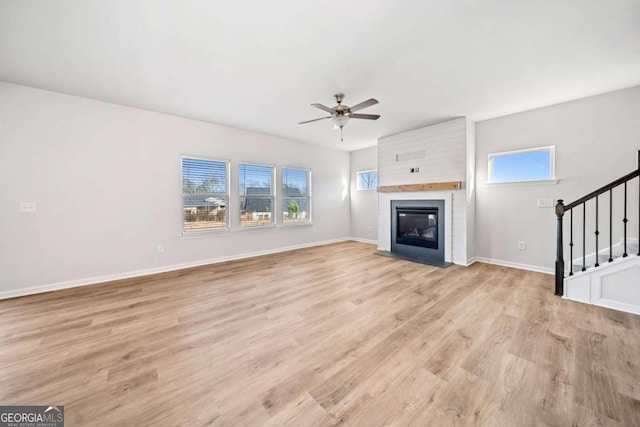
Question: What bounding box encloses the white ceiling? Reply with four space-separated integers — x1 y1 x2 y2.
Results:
1 1 639 151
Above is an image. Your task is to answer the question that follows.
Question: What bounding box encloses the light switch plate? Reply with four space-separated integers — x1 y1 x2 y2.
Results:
538 199 554 208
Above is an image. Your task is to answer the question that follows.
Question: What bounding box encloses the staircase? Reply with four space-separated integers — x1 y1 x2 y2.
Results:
564 241 640 314
555 151 640 315
570 241 639 273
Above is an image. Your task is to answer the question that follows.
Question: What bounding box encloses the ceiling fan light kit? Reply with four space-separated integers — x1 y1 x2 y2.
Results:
333 115 350 128
299 93 380 142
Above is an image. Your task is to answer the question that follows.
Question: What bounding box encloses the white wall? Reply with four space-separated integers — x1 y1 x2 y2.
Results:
476 86 640 272
349 146 378 243
0 82 351 297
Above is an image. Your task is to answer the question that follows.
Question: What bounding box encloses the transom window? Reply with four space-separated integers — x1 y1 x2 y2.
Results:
181 156 229 233
282 168 311 225
356 169 378 190
239 163 275 228
488 146 555 183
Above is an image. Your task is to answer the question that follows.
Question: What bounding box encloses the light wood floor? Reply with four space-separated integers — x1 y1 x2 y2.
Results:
1 241 639 426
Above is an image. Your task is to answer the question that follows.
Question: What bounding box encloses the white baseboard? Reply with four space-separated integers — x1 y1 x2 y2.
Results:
474 257 554 275
591 298 640 316
0 237 351 300
349 237 378 245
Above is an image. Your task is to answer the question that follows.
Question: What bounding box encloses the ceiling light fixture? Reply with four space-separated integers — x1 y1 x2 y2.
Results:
299 93 380 143
333 115 350 128
333 115 350 141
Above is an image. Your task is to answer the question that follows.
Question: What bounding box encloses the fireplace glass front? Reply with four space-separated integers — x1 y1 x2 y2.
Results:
396 208 438 249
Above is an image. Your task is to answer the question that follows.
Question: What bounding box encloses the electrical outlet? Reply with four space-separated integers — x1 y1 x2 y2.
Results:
367 225 373 233
537 199 554 208
156 245 164 254
518 241 526 251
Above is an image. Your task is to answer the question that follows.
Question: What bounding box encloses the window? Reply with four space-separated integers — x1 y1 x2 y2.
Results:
181 156 229 233
239 163 275 228
282 168 311 225
488 146 555 183
356 169 378 190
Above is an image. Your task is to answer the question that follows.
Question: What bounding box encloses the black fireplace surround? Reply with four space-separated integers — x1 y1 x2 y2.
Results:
391 199 445 265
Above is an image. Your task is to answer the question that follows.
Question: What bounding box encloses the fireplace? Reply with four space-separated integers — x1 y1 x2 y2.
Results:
396 207 438 249
390 199 447 266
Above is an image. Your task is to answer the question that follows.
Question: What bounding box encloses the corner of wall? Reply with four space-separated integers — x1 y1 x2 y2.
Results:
466 118 477 262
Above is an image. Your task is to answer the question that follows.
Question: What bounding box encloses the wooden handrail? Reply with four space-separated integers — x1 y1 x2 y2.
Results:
564 169 640 210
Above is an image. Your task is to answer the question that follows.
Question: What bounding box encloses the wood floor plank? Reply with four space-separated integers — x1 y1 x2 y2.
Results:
1 241 639 426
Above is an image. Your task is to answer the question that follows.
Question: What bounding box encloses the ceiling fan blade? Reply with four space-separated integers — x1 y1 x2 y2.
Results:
349 98 378 113
350 113 380 120
311 103 335 114
299 116 332 124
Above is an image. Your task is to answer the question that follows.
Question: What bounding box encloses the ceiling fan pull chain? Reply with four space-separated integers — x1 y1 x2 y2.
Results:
340 127 344 142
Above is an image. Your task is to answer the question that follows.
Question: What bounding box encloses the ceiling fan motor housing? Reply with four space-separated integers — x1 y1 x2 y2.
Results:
334 105 349 115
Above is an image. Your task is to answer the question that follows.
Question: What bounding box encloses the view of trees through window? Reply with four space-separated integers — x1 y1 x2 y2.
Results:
357 170 378 190
283 168 310 224
182 158 311 232
182 157 229 232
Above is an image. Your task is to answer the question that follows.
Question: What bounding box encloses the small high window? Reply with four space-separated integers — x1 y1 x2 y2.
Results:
488 146 555 183
356 170 378 190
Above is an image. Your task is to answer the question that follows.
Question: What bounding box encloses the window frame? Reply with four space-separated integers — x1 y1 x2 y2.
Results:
181 155 230 236
281 167 312 226
487 145 556 184
356 169 378 191
238 162 276 229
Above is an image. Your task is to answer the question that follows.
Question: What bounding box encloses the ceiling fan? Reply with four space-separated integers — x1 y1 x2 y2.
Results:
299 93 380 141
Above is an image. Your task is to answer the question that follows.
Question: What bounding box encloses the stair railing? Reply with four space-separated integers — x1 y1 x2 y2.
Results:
555 150 640 296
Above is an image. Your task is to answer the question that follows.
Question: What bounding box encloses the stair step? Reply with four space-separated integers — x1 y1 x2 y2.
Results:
569 252 639 274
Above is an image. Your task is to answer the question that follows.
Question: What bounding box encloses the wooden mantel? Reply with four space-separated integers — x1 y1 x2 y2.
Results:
378 181 461 193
